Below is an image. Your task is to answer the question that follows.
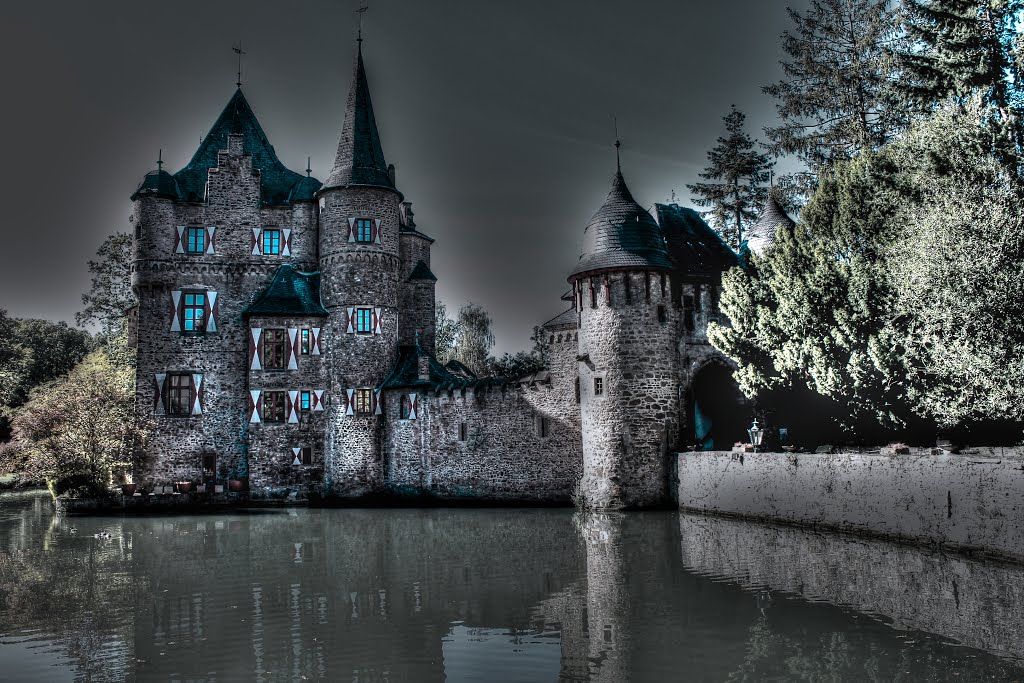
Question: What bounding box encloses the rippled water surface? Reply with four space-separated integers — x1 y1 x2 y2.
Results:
0 489 1022 681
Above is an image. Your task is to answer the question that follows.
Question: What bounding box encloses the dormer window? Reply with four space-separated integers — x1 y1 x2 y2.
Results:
354 218 373 243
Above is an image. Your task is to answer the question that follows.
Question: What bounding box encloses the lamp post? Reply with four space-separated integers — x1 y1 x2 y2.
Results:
748 418 764 453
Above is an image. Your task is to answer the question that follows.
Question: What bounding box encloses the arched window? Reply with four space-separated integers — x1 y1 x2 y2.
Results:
400 394 412 419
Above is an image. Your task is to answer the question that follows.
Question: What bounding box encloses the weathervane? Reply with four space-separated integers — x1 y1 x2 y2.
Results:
306 156 312 177
233 41 246 88
357 4 368 45
612 115 621 171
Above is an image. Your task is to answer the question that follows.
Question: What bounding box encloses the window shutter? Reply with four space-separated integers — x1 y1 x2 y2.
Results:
347 218 356 243
153 373 166 415
206 291 219 332
408 392 418 420
311 327 322 355
345 388 355 416
287 328 298 369
206 226 217 254
249 328 263 370
374 219 383 245
249 389 262 423
373 307 383 335
313 389 325 411
287 390 299 423
191 374 204 415
282 229 292 257
346 308 355 334
373 387 382 415
251 228 262 256
169 290 182 332
292 447 302 465
175 226 186 254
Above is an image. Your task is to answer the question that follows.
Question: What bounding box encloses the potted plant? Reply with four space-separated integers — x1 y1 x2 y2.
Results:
121 472 137 496
175 480 193 494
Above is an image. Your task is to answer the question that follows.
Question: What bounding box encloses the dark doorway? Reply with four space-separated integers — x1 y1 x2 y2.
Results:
690 363 747 450
201 452 217 486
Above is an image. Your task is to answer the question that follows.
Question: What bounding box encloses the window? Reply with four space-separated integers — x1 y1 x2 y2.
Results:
298 390 311 412
262 329 287 369
624 276 631 303
594 377 604 396
135 223 142 240
262 228 281 255
459 422 468 441
574 377 580 404
590 281 597 309
186 227 206 254
167 373 194 416
537 416 550 438
262 390 287 422
300 329 311 355
182 291 206 333
201 453 217 483
355 388 373 417
683 295 696 333
400 394 412 419
657 305 667 324
354 218 373 243
292 446 313 465
356 308 373 334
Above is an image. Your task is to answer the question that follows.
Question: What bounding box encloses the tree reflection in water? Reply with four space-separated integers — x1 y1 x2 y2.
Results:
0 491 1019 681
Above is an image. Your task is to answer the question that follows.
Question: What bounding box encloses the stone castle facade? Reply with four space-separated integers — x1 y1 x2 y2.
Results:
129 42 745 509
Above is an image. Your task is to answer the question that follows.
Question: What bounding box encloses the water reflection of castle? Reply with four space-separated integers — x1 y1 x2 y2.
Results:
2 494 1022 681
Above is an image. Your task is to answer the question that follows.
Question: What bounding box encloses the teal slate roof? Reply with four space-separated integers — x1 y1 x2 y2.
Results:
131 169 180 201
408 260 437 281
170 88 321 205
381 346 473 390
654 203 739 278
322 46 396 192
244 265 329 317
570 170 674 279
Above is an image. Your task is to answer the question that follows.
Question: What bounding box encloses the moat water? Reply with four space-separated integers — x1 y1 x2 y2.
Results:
0 490 1022 681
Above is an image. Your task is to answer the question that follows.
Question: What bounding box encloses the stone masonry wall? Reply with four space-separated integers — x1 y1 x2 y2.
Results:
132 136 317 488
576 271 680 508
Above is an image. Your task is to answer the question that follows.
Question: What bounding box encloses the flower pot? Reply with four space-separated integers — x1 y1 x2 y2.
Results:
176 481 193 494
121 483 137 496
228 479 244 492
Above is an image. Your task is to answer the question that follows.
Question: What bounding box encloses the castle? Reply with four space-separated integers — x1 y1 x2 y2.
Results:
129 41 749 509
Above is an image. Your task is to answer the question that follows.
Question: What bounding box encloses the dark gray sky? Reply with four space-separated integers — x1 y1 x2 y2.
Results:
0 0 806 354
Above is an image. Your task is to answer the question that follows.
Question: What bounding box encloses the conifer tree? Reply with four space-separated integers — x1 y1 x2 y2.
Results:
687 106 773 250
763 0 910 174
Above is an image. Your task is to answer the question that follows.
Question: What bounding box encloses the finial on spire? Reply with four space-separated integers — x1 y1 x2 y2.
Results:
612 115 621 171
306 156 312 177
157 149 163 171
356 4 368 48
232 41 246 88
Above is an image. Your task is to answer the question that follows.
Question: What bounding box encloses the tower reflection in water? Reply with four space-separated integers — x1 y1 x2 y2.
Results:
0 492 1021 681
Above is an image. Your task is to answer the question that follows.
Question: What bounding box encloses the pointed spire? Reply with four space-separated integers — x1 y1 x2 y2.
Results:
613 115 621 172
323 41 395 191
306 156 312 177
156 149 163 171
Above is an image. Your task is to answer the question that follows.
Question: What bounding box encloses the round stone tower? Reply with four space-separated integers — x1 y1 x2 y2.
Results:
317 41 402 495
569 164 680 509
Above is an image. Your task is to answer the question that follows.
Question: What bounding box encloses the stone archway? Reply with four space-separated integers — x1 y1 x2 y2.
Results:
688 362 748 451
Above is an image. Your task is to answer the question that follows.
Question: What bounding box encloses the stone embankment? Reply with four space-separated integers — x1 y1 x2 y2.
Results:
676 448 1024 563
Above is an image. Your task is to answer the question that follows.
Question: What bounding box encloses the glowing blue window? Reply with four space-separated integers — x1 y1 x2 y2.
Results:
262 229 281 255
300 391 311 411
186 227 206 254
355 218 373 242
183 293 205 332
356 308 372 333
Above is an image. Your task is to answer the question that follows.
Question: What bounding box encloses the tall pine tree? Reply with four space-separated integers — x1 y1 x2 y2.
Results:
687 106 773 250
763 0 910 175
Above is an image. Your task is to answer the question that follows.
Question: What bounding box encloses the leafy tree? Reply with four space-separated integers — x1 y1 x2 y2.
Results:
688 106 774 249
435 300 459 364
0 311 28 415
76 233 136 339
763 0 911 174
451 302 495 376
7 320 91 409
488 352 545 379
9 332 148 497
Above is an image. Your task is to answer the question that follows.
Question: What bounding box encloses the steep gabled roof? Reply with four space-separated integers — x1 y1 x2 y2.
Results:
244 265 329 317
542 308 577 329
570 170 674 279
655 203 739 279
322 45 396 192
408 260 437 282
172 88 320 205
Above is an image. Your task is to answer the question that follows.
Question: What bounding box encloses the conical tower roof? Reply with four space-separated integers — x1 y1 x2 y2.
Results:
745 195 795 253
570 170 673 279
171 88 319 205
322 45 395 192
